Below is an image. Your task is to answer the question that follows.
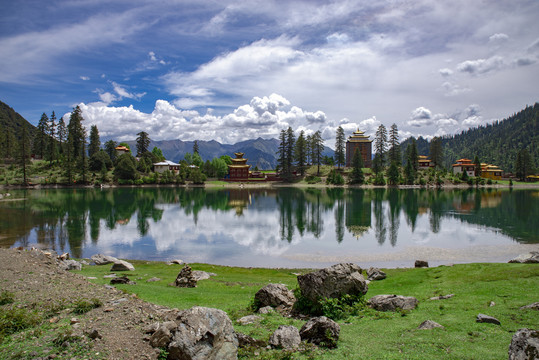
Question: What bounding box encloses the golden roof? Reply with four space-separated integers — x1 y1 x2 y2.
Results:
347 129 372 143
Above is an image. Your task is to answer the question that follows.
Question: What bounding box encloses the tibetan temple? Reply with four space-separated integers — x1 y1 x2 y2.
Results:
345 129 372 168
228 152 251 181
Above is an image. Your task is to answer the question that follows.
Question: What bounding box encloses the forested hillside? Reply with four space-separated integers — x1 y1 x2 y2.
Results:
0 100 36 139
401 103 538 172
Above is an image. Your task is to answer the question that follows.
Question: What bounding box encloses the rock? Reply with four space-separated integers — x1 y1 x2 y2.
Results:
429 294 455 300
254 283 296 311
110 276 136 285
146 277 161 282
168 259 184 265
144 322 161 334
91 254 119 265
268 325 301 350
476 313 501 325
299 316 340 348
520 302 539 310
192 270 216 281
149 321 178 348
508 328 539 360
175 265 197 288
418 320 444 330
87 329 102 340
110 260 135 271
59 260 82 271
368 295 419 312
103 274 117 278
258 306 275 314
235 332 266 348
58 252 70 261
297 263 367 303
509 252 539 264
415 260 429 268
489 301 496 307
367 267 386 281
236 315 262 325
168 306 238 360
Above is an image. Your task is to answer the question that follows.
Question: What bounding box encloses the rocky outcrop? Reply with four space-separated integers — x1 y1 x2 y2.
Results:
167 306 238 360
417 320 444 330
368 295 418 312
268 325 301 350
299 316 340 348
59 259 82 271
254 283 296 310
297 263 368 303
476 313 500 325
509 252 539 264
174 265 197 288
508 328 539 360
91 254 119 265
110 260 135 271
149 321 177 348
367 267 386 281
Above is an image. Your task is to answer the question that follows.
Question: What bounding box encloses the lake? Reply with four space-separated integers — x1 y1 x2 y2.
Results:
0 187 537 268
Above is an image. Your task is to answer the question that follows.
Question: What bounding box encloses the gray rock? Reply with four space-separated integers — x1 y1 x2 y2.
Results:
257 306 275 314
59 259 82 271
175 265 197 288
87 329 102 340
297 263 367 303
168 306 238 360
254 283 296 310
520 302 539 310
168 259 184 265
110 260 135 271
476 313 501 325
508 328 539 360
269 325 301 350
368 295 418 312
91 254 119 265
415 260 429 268
509 252 539 264
418 320 444 330
429 294 455 300
235 332 266 348
236 315 262 325
299 316 340 348
110 276 136 285
149 321 178 348
146 277 161 282
144 322 161 334
192 270 216 281
367 267 386 281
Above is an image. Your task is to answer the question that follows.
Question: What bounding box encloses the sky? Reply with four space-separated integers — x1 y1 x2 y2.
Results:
1 0 538 146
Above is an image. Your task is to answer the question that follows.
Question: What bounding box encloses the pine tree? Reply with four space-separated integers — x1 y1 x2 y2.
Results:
473 155 481 177
19 123 31 185
406 138 419 172
388 124 401 165
33 113 49 159
349 148 365 184
374 124 388 169
430 137 443 169
404 160 415 184
515 149 533 181
278 129 287 176
387 161 400 185
286 127 295 177
136 131 150 157
67 106 85 162
294 130 307 176
57 116 67 157
104 140 117 162
88 125 101 158
334 126 345 169
305 134 313 165
312 130 324 175
48 111 56 165
193 140 199 154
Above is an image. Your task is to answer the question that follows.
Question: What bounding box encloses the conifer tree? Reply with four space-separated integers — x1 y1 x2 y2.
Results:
67 106 85 162
312 130 324 175
388 124 401 165
136 131 150 157
193 140 199 154
374 124 388 169
349 148 365 184
286 127 295 176
429 137 443 169
88 125 101 158
48 111 56 165
515 149 533 181
33 113 49 159
294 130 307 176
104 140 117 162
19 123 31 185
57 116 67 157
406 138 419 172
334 126 345 169
473 155 481 177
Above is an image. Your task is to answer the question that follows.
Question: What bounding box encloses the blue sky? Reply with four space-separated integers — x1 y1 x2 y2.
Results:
1 0 538 145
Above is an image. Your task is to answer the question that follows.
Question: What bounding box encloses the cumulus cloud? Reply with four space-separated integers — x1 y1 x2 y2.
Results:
439 68 453 77
457 56 505 75
489 33 509 42
408 107 434 127
111 81 146 100
441 81 471 96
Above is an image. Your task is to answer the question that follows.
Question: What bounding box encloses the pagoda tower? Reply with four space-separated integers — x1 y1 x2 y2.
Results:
228 152 251 181
345 129 372 168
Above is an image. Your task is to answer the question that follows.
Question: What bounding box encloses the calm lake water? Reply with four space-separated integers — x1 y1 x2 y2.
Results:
0 187 538 268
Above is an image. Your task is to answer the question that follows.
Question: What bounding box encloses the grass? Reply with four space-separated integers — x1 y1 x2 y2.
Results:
76 261 539 359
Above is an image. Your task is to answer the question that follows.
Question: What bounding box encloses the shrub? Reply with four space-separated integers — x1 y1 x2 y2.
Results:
0 307 42 340
72 298 102 315
0 290 15 306
305 175 321 184
293 288 366 320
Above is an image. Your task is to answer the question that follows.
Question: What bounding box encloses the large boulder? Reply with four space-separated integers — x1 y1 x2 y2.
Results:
254 283 296 310
297 263 368 303
149 321 178 348
368 295 418 312
509 252 539 264
110 260 135 271
268 325 301 350
91 254 119 265
299 316 340 348
508 328 539 360
59 259 82 271
192 270 216 281
367 267 386 281
168 306 238 360
175 265 197 288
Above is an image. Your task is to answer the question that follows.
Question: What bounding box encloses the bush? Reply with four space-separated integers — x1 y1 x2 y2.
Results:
305 175 321 184
0 307 41 340
293 288 366 320
72 298 102 315
0 290 14 305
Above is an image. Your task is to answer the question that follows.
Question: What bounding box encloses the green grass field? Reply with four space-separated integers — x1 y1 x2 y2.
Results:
78 261 539 359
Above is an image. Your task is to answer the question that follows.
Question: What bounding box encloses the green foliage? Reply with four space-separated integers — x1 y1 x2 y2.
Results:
349 148 365 185
189 167 206 184
372 172 386 185
293 288 366 321
0 290 15 305
152 146 165 162
104 139 118 162
305 175 321 184
89 150 112 172
114 153 138 180
326 169 344 185
72 298 102 315
136 131 150 157
387 161 400 185
88 125 100 158
0 307 41 341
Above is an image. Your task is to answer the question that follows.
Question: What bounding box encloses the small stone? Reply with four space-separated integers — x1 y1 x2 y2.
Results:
103 274 117 278
70 318 79 325
508 251 539 264
418 320 444 330
489 301 496 307
146 277 161 282
168 259 183 265
237 315 262 325
367 267 386 281
104 308 114 312
368 295 419 312
269 325 301 350
174 265 197 288
87 277 97 280
87 329 102 340
49 317 59 323
258 306 275 314
415 260 429 268
110 276 136 285
476 313 500 325
508 328 539 359
429 294 455 300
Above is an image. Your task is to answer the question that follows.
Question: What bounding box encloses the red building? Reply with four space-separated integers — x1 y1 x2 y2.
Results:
228 152 251 181
345 129 372 168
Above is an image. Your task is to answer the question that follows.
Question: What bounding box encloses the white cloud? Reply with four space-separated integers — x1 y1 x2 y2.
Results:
111 81 146 101
457 56 505 75
80 76 90 81
489 33 509 42
408 107 433 127
439 68 453 77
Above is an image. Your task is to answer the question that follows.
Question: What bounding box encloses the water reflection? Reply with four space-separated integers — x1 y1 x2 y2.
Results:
0 187 537 267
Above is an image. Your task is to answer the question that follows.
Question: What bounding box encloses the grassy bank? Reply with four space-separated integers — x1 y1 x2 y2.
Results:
78 261 539 359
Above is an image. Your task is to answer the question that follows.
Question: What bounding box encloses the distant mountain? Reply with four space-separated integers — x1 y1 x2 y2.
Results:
0 100 37 138
400 103 538 172
128 137 335 170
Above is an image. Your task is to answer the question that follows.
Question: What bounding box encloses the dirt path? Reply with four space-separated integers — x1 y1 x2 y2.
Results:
0 248 176 359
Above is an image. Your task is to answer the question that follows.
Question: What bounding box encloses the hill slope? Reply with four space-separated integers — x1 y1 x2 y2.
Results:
0 100 37 139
